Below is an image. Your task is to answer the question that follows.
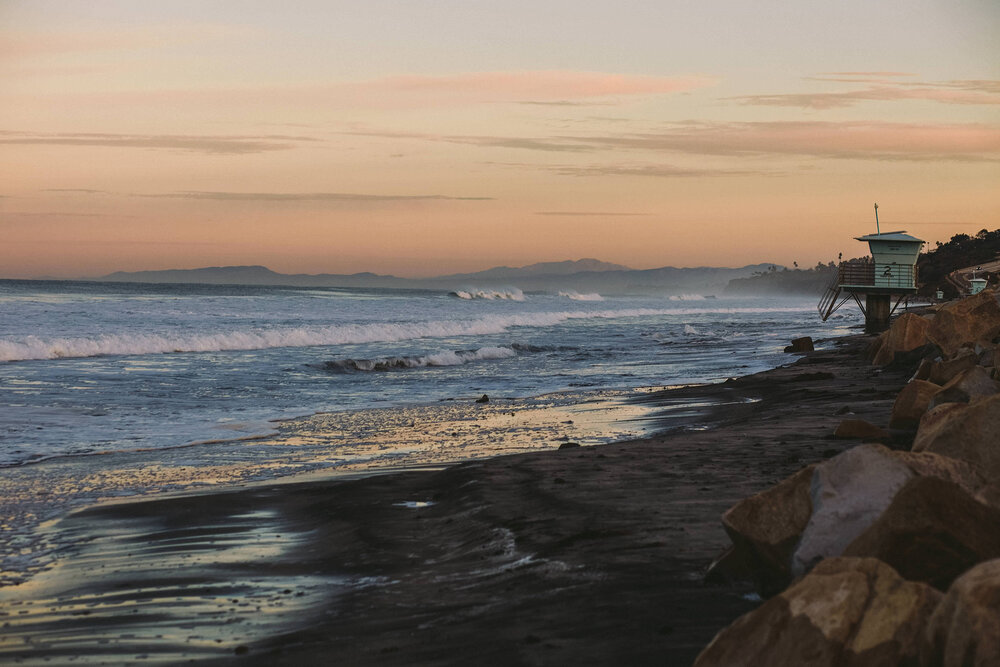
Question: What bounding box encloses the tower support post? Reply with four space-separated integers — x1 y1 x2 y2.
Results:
865 294 891 333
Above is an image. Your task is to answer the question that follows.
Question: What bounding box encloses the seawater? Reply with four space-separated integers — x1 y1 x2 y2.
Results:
1 279 861 584
2 280 858 467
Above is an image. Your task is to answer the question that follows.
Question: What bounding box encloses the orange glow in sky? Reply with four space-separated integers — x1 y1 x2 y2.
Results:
1 1 998 278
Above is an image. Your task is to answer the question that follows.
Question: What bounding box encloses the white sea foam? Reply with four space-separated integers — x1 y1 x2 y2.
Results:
451 287 525 301
558 291 604 301
0 306 809 362
328 346 517 372
683 324 701 335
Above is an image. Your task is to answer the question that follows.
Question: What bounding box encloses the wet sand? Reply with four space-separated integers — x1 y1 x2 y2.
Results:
0 333 914 666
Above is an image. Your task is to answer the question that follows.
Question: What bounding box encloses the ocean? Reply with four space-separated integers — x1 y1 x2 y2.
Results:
0 278 860 584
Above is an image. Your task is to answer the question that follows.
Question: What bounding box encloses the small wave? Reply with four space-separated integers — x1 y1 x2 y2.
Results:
669 294 706 301
321 346 516 372
450 287 525 301
683 324 701 335
0 306 809 362
558 290 604 302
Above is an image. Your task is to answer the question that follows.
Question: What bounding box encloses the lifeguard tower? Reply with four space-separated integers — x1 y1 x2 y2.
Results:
818 204 924 332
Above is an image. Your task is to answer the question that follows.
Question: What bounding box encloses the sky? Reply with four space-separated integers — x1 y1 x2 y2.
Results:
1 0 998 279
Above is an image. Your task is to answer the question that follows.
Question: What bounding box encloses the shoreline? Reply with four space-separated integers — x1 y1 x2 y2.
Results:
0 331 911 665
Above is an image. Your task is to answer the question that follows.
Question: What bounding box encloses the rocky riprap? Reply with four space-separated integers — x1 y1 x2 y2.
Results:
699 289 1000 667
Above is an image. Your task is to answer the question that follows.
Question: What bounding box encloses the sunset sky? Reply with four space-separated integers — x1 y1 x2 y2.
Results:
1 0 998 278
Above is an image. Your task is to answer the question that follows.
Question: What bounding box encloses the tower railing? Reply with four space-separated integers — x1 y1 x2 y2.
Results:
837 262 917 290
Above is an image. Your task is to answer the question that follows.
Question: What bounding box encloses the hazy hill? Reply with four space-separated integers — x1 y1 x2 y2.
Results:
98 261 777 295
723 264 838 296
101 265 410 289
436 258 631 282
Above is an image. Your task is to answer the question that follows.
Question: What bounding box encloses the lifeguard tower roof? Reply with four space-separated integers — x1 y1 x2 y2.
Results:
854 231 923 243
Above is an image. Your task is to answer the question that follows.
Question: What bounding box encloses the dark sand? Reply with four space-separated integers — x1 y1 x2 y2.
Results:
0 334 914 666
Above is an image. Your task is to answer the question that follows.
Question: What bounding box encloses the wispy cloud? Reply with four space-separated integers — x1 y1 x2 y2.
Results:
2 211 129 219
535 211 650 216
134 191 494 202
347 129 594 153
0 132 315 155
41 188 109 194
19 71 716 110
730 76 1000 109
546 163 777 177
360 71 716 101
564 121 1000 161
517 100 619 107
353 121 1000 162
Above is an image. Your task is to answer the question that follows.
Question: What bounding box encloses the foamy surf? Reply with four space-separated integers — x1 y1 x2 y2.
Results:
0 306 812 362
322 346 517 372
450 287 525 301
558 291 604 301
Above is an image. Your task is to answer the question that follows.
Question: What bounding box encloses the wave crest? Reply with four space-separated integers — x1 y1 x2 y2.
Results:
1 306 808 362
322 346 517 372
450 287 525 301
558 290 603 301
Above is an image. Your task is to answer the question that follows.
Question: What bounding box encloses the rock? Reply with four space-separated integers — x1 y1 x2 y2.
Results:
889 380 941 431
718 445 989 593
927 349 980 385
833 419 889 441
927 365 1000 410
694 557 942 667
784 336 814 353
922 559 1000 667
557 442 580 450
870 312 932 366
717 465 815 594
927 291 1000 357
475 394 489 403
792 445 988 578
843 476 1000 590
913 394 1000 478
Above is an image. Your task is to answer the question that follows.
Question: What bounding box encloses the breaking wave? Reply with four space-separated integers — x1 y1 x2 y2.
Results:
450 287 525 301
558 291 604 302
321 346 517 372
0 306 808 362
669 294 706 301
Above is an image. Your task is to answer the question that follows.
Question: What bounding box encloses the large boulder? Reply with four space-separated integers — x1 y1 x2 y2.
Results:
922 558 1000 667
913 394 1000 478
785 336 815 353
927 291 1000 357
718 445 988 592
927 365 999 410
833 419 889 441
870 312 932 366
843 476 1000 590
694 557 942 667
889 380 941 431
792 445 987 578
926 350 979 385
718 465 815 594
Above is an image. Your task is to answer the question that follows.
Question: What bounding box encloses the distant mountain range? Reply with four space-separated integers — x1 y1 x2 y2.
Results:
98 259 780 296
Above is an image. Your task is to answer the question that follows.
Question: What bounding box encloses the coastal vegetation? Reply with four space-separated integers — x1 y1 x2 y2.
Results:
917 228 1000 298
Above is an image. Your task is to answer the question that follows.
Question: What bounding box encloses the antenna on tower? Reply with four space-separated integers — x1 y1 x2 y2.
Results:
874 202 880 234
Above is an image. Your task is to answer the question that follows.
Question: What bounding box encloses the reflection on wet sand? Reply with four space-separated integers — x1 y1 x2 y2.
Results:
0 389 662 588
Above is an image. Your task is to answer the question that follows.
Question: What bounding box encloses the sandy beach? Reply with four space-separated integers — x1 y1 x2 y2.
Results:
0 332 914 665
